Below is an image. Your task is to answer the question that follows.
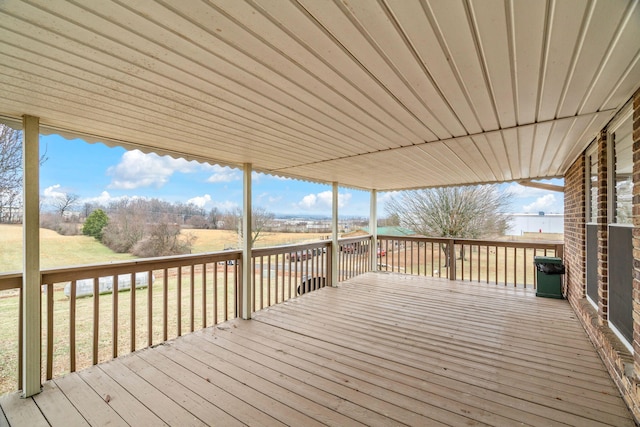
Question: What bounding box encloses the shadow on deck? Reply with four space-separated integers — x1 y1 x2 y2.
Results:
0 272 634 426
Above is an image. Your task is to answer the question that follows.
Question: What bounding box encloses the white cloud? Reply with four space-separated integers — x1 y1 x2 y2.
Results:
522 194 557 213
298 193 318 209
213 200 239 212
206 165 241 183
42 184 65 200
82 191 122 205
41 184 67 208
188 194 212 208
504 183 549 197
296 191 352 211
255 192 282 206
107 150 199 189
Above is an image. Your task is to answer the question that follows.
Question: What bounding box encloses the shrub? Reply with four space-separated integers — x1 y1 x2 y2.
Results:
82 209 108 240
40 213 81 236
186 215 208 229
131 223 196 257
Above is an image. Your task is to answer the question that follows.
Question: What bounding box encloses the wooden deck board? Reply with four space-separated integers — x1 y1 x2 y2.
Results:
228 320 626 425
195 326 528 426
254 308 628 426
0 403 8 427
52 373 127 427
32 382 89 427
268 292 617 390
98 359 206 426
77 364 168 426
0 272 635 426
136 347 285 427
117 353 245 427
0 393 48 427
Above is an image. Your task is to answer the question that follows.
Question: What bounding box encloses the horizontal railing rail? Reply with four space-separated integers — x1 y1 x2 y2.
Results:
377 235 563 287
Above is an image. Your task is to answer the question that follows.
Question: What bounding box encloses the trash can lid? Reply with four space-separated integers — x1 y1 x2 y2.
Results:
534 256 562 264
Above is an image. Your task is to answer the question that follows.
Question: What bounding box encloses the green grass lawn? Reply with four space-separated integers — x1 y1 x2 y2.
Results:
0 224 135 272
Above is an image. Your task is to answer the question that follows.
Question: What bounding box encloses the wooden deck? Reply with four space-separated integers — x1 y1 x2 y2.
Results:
0 272 635 426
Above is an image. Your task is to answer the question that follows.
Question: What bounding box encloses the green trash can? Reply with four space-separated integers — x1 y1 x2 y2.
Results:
534 256 564 298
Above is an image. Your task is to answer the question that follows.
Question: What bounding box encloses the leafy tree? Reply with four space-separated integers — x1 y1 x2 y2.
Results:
385 185 512 264
82 209 108 240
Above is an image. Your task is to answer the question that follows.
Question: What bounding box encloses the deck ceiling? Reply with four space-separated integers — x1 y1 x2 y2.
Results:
0 0 639 191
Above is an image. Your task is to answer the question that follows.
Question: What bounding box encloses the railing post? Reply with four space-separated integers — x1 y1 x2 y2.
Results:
448 239 456 281
370 190 378 272
331 182 339 287
241 163 253 319
22 114 41 397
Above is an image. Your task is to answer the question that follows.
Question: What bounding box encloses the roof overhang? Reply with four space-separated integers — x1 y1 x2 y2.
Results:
1 0 639 191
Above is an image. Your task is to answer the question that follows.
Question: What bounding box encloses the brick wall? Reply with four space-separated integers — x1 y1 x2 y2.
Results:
634 89 640 395
563 155 585 305
564 88 640 422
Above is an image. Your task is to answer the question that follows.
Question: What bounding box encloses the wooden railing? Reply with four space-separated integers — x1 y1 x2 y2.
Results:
252 241 331 311
377 235 563 287
0 235 563 394
0 250 242 393
337 236 373 281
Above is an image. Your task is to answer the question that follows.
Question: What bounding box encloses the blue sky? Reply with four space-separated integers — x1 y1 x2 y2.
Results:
38 134 564 217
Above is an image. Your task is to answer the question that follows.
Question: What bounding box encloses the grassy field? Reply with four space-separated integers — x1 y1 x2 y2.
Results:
0 224 136 272
0 225 329 395
0 224 329 272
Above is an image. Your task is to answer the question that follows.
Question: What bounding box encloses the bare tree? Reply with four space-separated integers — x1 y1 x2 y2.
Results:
385 185 512 264
208 207 221 229
102 199 148 253
0 124 22 222
52 192 81 217
0 124 47 223
132 220 196 257
235 206 275 246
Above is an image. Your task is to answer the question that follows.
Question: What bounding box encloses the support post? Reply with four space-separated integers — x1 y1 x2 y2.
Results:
448 239 456 281
331 183 339 287
241 164 253 320
22 115 41 397
370 190 378 271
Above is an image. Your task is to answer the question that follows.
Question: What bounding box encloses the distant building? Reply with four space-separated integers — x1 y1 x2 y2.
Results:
0 206 22 223
506 213 564 235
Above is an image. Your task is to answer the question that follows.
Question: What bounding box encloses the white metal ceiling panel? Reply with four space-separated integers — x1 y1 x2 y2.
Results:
426 0 500 131
557 0 629 118
0 0 638 192
537 0 589 122
512 0 547 125
469 0 517 129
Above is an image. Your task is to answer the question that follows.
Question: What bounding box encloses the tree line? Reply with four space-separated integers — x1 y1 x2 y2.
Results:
41 197 277 258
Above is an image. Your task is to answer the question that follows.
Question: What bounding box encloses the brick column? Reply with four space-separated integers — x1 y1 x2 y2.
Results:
563 155 586 303
597 129 609 324
632 89 640 382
